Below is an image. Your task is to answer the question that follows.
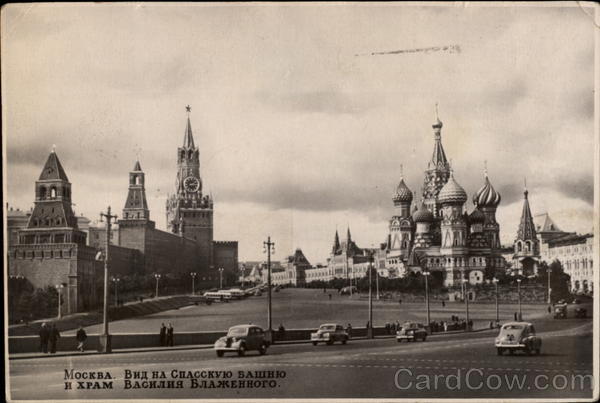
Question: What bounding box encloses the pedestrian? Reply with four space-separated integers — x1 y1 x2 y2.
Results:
514 312 518 321
489 321 494 329
159 323 166 346
468 319 473 330
49 323 60 354
366 321 370 330
76 326 87 352
328 293 332 301
547 305 551 314
442 300 445 307
278 323 286 342
443 321 448 332
166 323 174 347
346 323 352 338
39 322 49 354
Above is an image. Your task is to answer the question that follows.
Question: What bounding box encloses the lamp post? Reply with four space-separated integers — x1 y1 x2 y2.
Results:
190 272 197 295
462 278 470 332
517 278 522 320
423 271 431 326
493 277 500 325
99 206 117 353
263 237 275 339
154 274 161 299
55 284 64 319
111 277 120 306
367 251 374 339
546 268 552 304
218 268 225 289
376 267 380 300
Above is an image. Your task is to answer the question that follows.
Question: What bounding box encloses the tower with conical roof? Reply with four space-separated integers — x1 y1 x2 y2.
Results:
513 182 540 276
422 105 451 218
10 148 97 315
166 106 213 269
331 230 341 254
121 161 150 221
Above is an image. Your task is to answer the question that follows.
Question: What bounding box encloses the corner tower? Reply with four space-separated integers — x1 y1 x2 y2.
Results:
122 161 150 221
166 106 213 268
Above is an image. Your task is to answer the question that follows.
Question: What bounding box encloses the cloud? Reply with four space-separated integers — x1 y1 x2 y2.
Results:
255 90 380 115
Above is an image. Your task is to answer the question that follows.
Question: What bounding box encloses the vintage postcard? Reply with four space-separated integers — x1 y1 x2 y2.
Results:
3 2 599 401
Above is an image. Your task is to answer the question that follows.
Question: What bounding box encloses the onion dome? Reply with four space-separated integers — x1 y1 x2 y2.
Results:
438 171 467 204
393 178 413 204
473 174 501 208
468 208 485 224
412 202 434 223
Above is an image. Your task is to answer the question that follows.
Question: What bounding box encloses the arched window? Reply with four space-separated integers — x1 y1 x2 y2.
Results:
517 241 522 252
39 187 47 199
135 175 141 185
50 187 57 198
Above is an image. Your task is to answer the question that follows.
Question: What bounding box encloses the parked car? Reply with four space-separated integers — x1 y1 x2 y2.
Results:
396 321 428 342
311 324 349 345
574 307 587 318
495 322 541 356
214 325 269 357
254 290 262 297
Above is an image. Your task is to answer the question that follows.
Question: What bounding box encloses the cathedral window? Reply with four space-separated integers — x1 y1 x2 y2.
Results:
50 187 57 198
39 187 47 199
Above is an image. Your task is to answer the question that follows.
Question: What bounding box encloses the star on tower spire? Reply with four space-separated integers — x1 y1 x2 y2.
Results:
183 105 195 149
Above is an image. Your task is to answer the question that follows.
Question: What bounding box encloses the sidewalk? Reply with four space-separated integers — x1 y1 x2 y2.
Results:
9 326 495 361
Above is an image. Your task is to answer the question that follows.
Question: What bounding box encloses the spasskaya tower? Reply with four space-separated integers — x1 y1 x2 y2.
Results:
166 106 213 268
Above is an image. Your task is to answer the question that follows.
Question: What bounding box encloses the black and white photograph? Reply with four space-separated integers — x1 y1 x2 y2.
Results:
3 2 599 401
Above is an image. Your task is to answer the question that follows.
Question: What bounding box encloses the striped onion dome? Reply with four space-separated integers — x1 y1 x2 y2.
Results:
412 203 434 223
473 175 501 208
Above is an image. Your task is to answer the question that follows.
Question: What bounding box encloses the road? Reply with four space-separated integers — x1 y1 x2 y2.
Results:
9 317 594 400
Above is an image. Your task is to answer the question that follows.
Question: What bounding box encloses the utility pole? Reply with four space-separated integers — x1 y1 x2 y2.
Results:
493 277 499 325
99 206 117 353
547 268 552 304
367 251 374 339
263 236 275 341
423 271 431 326
191 272 197 295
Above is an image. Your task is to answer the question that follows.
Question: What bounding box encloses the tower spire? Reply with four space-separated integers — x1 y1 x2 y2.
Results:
183 105 195 149
517 183 536 240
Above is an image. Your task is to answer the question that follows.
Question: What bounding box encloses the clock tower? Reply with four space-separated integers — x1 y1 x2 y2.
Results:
166 106 213 268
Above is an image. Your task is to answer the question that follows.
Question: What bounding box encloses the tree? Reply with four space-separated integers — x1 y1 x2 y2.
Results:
537 260 571 303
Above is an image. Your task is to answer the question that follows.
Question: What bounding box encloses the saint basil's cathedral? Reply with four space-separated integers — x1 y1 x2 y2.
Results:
382 114 506 286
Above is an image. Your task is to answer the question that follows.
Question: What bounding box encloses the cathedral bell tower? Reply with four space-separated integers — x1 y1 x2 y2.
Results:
166 106 213 268
422 106 451 218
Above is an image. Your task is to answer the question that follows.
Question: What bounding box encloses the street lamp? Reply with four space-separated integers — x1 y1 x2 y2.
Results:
367 251 374 339
99 206 117 353
55 284 64 319
516 278 522 320
546 268 552 304
492 277 500 325
263 237 275 339
423 271 431 326
154 274 161 299
218 268 225 289
462 278 470 332
190 272 197 295
111 277 120 306
376 266 380 301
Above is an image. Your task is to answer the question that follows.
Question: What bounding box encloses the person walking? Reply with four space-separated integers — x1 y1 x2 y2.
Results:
277 323 286 342
39 322 49 353
159 323 167 346
514 312 518 321
49 323 60 354
328 293 332 301
346 323 352 339
166 323 174 347
442 300 445 307
76 326 87 352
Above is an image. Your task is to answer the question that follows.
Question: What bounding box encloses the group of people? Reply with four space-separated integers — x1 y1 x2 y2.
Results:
39 323 88 354
159 323 174 346
38 322 61 353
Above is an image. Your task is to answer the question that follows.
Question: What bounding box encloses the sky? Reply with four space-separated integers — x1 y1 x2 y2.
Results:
2 3 596 264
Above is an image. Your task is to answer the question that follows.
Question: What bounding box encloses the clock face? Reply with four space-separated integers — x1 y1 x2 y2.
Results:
184 176 200 192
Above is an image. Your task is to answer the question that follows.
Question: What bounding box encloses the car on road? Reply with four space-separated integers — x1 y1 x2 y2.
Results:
574 307 587 318
214 324 269 357
311 324 349 345
396 321 428 342
553 304 567 319
495 322 541 356
340 286 358 295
